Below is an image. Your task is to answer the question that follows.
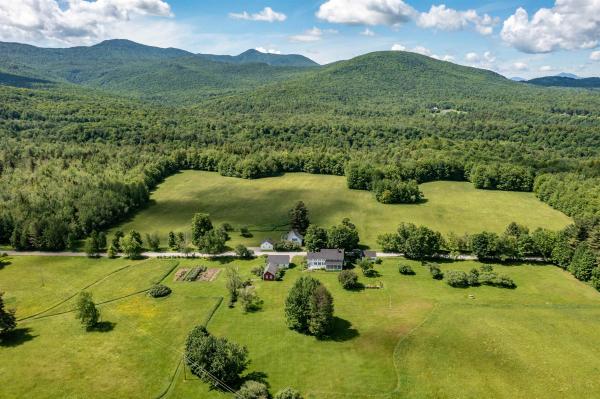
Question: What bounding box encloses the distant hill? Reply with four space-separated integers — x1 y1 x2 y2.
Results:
197 49 318 67
510 77 526 82
525 76 600 88
0 40 314 102
555 72 580 79
203 50 522 115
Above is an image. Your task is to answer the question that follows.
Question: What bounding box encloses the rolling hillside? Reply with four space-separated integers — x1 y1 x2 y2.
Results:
525 76 600 88
0 40 316 102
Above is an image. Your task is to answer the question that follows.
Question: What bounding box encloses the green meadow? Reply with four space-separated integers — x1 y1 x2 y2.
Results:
111 171 571 248
2 255 599 398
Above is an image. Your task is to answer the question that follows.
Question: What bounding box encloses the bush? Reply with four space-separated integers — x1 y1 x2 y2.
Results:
467 268 480 286
494 274 517 289
221 223 234 232
239 286 263 312
240 226 253 238
478 271 498 285
338 270 359 289
237 380 269 399
235 245 254 259
399 264 415 275
148 284 172 298
274 240 302 252
75 292 100 329
446 270 469 287
427 263 443 280
275 387 303 399
251 266 264 277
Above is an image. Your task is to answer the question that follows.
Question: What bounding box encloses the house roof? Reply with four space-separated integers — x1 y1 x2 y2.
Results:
307 249 344 261
261 238 275 245
267 254 289 264
363 250 377 258
263 263 279 276
287 229 304 239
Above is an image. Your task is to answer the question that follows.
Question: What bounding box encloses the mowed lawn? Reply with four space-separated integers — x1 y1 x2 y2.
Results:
110 171 571 248
2 255 599 398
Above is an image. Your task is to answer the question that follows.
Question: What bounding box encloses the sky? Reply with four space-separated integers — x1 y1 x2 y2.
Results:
1 0 599 78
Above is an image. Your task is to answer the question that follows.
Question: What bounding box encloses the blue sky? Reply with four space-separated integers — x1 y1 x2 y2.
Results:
1 1 599 78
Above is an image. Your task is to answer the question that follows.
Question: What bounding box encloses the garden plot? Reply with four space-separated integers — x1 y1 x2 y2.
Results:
174 266 220 282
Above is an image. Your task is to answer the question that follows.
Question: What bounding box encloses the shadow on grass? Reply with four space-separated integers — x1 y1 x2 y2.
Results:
346 283 366 292
213 256 236 265
0 260 11 270
324 317 359 342
241 371 270 388
0 327 36 347
88 321 116 333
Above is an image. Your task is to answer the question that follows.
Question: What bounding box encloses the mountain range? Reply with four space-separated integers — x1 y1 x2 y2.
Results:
0 39 598 110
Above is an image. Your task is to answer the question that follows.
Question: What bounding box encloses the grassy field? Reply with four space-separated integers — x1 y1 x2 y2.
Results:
110 171 571 249
2 255 599 398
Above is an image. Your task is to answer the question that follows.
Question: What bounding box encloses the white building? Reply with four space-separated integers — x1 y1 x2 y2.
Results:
284 230 304 245
260 239 275 251
306 249 344 271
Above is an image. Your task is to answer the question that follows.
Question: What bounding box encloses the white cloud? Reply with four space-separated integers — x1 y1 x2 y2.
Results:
229 7 287 22
463 51 497 70
255 47 281 54
465 52 479 62
392 43 454 61
539 65 554 72
0 0 173 46
513 61 528 71
591 51 600 61
417 5 498 35
317 0 497 35
289 27 337 43
316 0 416 26
501 1 600 53
360 28 375 36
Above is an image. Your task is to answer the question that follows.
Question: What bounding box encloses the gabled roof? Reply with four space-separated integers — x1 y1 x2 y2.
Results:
267 254 290 264
261 238 275 245
287 229 304 239
307 249 344 261
263 263 279 276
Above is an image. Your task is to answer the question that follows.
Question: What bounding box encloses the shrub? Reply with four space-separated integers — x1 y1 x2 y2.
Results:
235 245 254 259
274 241 302 252
275 387 303 399
186 266 207 281
237 380 269 399
239 286 263 312
251 266 264 277
399 264 415 275
480 264 494 273
148 284 172 298
467 268 480 286
478 271 498 285
240 226 253 238
221 223 234 232
427 263 443 280
358 258 375 277
494 275 517 289
338 270 359 289
446 270 469 287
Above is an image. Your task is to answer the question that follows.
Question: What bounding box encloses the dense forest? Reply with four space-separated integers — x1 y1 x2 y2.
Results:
0 40 599 250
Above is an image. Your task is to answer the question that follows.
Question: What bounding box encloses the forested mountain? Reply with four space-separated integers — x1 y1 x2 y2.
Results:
197 49 318 67
525 76 600 88
0 40 314 102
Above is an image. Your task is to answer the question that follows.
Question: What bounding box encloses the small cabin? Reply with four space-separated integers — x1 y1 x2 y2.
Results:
260 239 275 251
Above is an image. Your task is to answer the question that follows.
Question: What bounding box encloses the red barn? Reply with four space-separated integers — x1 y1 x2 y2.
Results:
263 263 278 281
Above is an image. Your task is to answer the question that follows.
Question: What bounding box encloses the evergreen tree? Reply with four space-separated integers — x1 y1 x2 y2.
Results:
0 291 16 338
112 230 124 251
289 201 310 234
308 285 334 338
168 231 177 250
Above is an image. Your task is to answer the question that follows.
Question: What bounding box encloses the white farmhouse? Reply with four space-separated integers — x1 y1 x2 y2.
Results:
284 229 304 245
306 249 344 271
260 239 275 251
